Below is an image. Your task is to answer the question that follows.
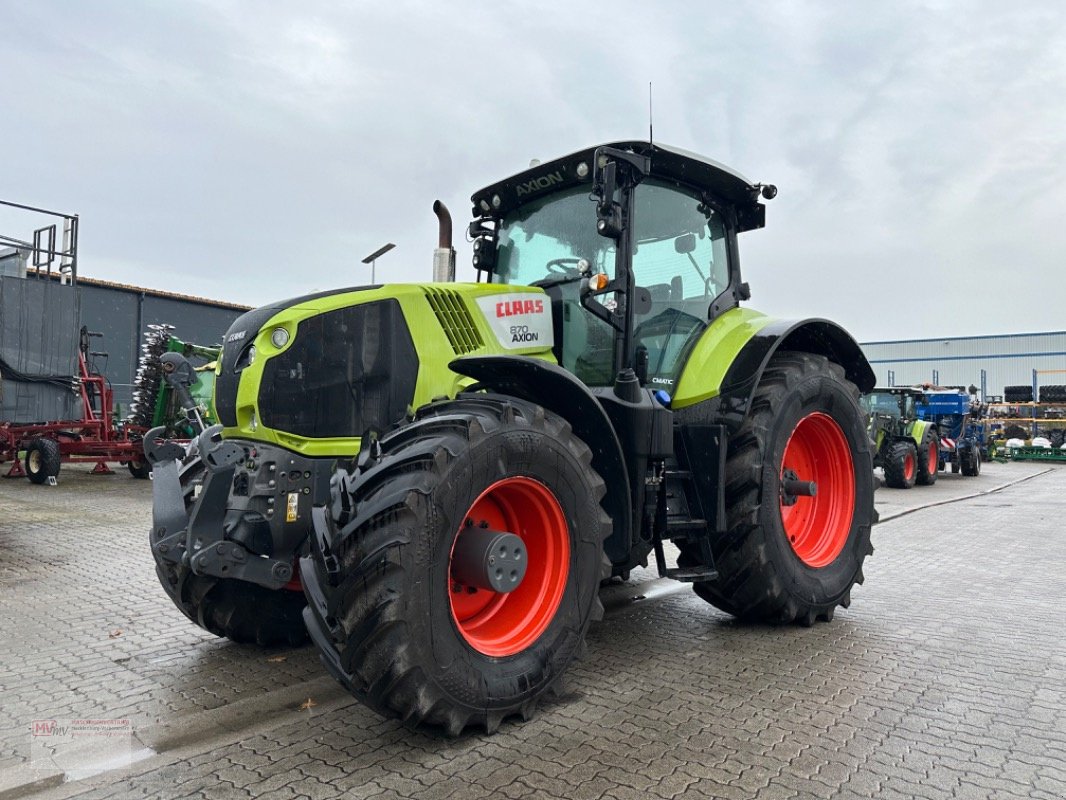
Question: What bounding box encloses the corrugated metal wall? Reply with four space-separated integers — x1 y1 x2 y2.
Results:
0 275 80 423
78 283 247 411
861 332 1066 397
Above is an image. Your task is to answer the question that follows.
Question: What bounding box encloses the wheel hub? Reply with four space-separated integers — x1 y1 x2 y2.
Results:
451 523 528 593
780 468 817 507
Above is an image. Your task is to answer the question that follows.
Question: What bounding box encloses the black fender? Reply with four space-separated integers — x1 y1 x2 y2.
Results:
678 318 876 431
449 355 632 565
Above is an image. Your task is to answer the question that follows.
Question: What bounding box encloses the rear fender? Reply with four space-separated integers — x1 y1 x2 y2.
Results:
675 317 875 431
449 355 632 565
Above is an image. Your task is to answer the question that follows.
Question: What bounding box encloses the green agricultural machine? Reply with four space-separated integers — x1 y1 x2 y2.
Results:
146 141 877 734
127 325 221 437
861 387 939 488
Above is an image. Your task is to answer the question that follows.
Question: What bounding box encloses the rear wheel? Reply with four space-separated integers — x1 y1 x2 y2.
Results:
25 438 61 484
150 456 308 646
685 352 875 625
883 440 918 489
301 395 611 734
915 427 938 486
960 443 981 477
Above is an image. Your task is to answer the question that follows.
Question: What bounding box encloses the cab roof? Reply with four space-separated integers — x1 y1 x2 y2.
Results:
470 141 769 232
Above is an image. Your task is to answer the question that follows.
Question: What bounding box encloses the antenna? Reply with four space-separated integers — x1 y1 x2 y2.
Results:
648 82 654 145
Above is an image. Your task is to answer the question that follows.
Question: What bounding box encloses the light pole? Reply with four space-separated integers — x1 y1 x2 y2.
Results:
361 242 395 283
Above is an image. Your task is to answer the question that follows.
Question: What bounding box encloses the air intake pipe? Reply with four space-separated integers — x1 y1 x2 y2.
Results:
432 200 456 282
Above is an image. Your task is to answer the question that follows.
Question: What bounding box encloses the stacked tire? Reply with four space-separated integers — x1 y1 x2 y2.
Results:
1004 385 1034 403
1039 385 1066 403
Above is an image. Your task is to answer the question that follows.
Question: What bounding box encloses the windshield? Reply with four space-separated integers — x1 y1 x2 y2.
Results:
493 187 616 285
862 393 902 417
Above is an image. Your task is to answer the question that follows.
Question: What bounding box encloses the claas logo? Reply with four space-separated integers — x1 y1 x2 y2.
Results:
495 299 545 318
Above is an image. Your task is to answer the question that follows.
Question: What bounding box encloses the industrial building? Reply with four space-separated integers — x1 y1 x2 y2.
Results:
74 274 248 410
860 331 1066 399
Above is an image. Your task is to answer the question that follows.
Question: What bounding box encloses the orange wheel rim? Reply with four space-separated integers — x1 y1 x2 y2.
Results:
779 412 855 568
448 477 569 657
927 443 937 474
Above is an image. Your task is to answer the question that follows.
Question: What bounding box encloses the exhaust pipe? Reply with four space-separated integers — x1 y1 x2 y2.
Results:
432 200 456 282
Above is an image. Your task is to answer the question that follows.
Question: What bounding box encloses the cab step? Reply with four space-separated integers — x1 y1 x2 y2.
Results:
662 565 718 583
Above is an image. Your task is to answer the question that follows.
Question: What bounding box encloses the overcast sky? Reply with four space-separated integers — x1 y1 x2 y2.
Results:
3 1 1065 341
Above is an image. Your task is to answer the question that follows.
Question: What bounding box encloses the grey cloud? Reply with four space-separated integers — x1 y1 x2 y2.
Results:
2 0 1064 339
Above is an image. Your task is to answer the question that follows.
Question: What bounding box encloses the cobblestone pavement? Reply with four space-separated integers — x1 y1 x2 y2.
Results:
1 461 1063 799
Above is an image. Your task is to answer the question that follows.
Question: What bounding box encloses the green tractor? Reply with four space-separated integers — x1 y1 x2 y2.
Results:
146 141 877 734
861 387 939 489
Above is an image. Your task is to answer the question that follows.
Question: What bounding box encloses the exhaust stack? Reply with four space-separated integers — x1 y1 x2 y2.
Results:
432 200 456 282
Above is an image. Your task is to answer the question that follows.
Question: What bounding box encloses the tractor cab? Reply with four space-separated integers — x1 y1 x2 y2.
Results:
469 142 769 392
861 387 926 423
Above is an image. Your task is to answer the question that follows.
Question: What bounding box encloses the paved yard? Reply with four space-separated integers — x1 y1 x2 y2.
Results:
1 460 1063 799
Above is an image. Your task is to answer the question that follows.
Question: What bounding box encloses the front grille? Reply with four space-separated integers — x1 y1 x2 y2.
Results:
257 300 417 438
424 288 484 355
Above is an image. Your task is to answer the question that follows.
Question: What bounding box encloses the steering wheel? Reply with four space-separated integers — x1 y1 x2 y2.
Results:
545 258 582 275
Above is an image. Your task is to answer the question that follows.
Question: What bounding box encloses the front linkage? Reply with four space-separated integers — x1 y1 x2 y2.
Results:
144 353 311 645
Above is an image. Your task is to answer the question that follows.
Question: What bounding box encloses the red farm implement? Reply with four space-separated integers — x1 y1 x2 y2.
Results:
1 327 150 483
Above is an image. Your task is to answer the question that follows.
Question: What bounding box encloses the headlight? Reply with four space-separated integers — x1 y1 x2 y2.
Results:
271 327 290 348
247 345 256 365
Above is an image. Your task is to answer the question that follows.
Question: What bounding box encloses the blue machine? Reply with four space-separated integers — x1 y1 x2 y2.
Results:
916 388 985 475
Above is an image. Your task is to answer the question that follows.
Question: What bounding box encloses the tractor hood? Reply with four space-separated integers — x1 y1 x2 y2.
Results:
213 283 554 457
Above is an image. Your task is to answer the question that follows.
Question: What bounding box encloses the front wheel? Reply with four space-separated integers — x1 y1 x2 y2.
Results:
686 351 875 625
301 395 611 735
883 440 918 489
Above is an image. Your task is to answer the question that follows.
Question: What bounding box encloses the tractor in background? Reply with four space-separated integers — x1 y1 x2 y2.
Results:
146 141 877 735
862 387 940 488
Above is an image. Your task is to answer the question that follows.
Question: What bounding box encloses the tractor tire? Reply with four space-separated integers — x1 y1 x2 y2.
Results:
1003 424 1028 441
1004 385 1034 403
127 459 152 479
883 440 918 489
951 458 961 474
681 352 875 626
1039 385 1066 403
301 395 611 735
151 456 309 646
960 444 981 477
25 438 61 484
915 427 939 486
